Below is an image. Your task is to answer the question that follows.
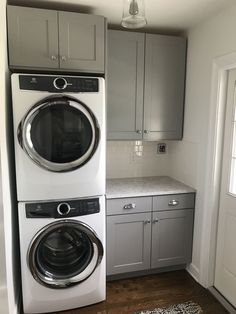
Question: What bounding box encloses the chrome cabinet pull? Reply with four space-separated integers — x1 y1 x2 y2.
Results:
168 200 179 206
61 56 66 61
123 203 136 210
136 130 142 134
152 218 159 223
144 220 150 224
144 130 149 134
51 55 57 60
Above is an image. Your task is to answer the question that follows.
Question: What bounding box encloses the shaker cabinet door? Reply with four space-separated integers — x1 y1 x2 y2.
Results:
107 30 145 140
151 209 194 268
144 34 186 140
107 213 151 275
58 11 105 73
7 6 59 69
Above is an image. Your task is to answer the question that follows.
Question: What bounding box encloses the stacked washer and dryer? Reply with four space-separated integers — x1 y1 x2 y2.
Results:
11 74 106 313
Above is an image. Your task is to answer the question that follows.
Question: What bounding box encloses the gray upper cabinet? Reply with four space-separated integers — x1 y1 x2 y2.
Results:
144 35 186 140
7 6 59 69
107 30 145 140
58 11 105 72
107 30 186 141
7 5 105 73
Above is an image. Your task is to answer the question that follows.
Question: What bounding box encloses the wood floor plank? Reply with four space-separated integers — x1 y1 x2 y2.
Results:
52 270 228 314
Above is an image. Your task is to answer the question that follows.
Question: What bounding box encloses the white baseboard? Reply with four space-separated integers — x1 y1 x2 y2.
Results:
0 286 21 314
0 286 9 314
8 297 21 314
13 306 20 314
186 263 200 282
209 287 236 314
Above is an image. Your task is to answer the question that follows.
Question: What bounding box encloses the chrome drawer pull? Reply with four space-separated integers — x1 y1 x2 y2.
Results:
123 203 136 210
168 200 179 206
144 220 150 224
152 218 159 223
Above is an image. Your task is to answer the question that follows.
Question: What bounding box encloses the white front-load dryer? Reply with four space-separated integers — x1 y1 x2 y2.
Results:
11 73 106 201
18 196 106 313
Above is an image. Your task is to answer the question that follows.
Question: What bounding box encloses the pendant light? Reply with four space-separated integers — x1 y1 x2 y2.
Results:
121 0 147 29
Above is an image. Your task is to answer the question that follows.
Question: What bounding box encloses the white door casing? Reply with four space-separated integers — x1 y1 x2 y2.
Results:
214 69 236 308
199 52 236 292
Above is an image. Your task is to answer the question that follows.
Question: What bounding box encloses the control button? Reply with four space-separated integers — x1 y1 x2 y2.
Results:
53 77 67 90
57 203 71 216
87 202 95 209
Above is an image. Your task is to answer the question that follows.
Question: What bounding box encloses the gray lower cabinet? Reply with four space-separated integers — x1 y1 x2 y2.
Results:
107 213 152 275
7 5 105 73
151 209 194 268
107 29 186 141
106 194 194 276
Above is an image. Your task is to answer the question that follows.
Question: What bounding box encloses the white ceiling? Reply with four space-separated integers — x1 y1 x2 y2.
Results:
8 0 235 33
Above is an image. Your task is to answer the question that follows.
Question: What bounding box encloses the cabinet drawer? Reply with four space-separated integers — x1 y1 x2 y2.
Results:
107 197 152 215
153 193 195 211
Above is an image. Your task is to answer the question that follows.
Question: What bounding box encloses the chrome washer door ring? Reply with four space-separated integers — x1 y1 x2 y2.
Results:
27 220 104 289
18 95 100 172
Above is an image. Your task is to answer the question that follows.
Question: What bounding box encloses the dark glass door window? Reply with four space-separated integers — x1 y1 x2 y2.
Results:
36 226 93 279
31 103 92 163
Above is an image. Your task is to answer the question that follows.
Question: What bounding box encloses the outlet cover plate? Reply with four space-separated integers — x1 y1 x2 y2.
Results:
157 143 167 154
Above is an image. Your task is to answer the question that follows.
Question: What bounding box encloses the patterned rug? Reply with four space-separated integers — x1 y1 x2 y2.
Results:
135 301 203 314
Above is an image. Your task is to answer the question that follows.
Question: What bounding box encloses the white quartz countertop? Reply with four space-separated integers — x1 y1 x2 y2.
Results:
106 176 195 199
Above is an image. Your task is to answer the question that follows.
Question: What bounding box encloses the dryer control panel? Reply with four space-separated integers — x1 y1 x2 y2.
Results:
19 75 99 93
26 198 100 218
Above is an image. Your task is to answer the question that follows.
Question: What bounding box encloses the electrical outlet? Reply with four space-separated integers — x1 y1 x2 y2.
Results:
157 143 167 154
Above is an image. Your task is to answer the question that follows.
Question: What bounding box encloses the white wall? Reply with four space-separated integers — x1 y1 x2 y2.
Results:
107 141 170 179
0 0 20 313
0 1 10 313
0 159 8 314
168 3 236 282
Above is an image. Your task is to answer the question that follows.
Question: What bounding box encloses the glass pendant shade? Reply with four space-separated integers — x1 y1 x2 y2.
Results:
121 0 147 29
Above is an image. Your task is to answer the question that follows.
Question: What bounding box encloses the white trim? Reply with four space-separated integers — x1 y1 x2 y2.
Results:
14 291 21 314
0 286 8 314
187 263 200 282
200 51 236 288
209 287 236 314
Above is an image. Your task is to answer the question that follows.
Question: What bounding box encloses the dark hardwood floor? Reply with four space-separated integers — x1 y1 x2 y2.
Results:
54 270 228 314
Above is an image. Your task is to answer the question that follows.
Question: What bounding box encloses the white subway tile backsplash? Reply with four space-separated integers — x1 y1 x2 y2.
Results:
106 141 170 179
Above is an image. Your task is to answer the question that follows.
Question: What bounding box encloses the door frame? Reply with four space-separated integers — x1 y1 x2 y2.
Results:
200 51 236 288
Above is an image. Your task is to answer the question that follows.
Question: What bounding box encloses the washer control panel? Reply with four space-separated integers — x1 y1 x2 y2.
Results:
26 198 100 218
57 202 72 216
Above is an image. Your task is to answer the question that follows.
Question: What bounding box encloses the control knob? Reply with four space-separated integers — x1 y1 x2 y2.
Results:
53 77 67 90
57 202 71 216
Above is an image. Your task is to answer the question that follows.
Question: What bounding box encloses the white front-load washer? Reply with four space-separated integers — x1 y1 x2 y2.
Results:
18 196 106 313
11 73 106 201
